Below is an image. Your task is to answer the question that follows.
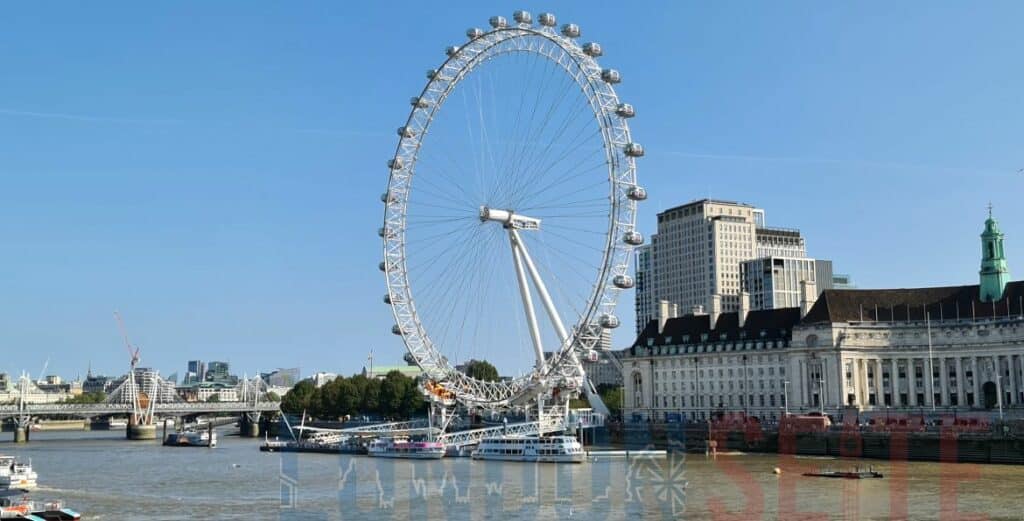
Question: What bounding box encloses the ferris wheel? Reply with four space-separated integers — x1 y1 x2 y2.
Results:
381 11 647 410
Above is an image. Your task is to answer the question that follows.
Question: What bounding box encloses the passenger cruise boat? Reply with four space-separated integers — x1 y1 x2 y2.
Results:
163 429 216 448
366 437 445 459
471 435 585 463
0 456 37 490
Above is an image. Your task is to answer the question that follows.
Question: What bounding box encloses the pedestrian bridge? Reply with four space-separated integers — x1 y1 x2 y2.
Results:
0 401 280 419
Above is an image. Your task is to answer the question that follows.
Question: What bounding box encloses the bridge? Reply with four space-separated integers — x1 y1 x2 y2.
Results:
3 371 280 442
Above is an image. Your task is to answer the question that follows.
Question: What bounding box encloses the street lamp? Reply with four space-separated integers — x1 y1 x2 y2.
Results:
783 380 790 415
996 374 1004 421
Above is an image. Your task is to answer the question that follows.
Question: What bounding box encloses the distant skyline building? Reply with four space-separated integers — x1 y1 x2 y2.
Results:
262 367 300 388
186 360 206 384
205 361 230 383
741 256 819 310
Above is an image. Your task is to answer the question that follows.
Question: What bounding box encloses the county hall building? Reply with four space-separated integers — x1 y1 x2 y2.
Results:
622 211 1024 422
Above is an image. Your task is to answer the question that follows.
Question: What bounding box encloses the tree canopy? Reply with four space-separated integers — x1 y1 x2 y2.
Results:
280 371 426 420
464 360 499 382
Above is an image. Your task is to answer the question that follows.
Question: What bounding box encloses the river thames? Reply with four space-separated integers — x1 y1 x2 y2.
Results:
4 430 1024 520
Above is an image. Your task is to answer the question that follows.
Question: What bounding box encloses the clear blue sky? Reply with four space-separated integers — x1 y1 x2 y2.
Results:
2 2 1022 379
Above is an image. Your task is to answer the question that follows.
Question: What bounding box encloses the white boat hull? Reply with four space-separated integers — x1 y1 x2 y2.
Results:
471 453 584 463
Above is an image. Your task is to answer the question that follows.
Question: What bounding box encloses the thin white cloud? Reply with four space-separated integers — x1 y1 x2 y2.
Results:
0 108 183 125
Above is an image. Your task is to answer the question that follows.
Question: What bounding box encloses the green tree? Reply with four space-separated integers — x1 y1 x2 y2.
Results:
360 377 382 414
265 391 281 402
280 379 317 414
465 360 499 382
62 391 107 404
380 371 410 416
600 386 624 419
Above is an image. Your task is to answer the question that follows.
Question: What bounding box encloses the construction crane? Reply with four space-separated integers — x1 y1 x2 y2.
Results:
114 311 140 369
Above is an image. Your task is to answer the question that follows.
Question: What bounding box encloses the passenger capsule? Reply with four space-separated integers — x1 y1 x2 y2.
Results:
378 227 387 238
613 274 635 289
601 69 621 84
410 97 430 108
387 158 404 170
627 185 648 201
582 42 603 57
380 192 391 203
466 27 484 40
391 324 405 335
513 10 532 25
624 143 644 157
623 231 644 246
615 103 635 118
397 126 415 138
378 261 387 272
599 314 621 329
426 69 438 80
489 16 507 29
445 45 460 57
561 23 580 38
538 12 556 27
383 294 392 304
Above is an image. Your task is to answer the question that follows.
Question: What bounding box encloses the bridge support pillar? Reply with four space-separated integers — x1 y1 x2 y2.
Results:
13 427 27 443
126 420 157 440
240 413 260 438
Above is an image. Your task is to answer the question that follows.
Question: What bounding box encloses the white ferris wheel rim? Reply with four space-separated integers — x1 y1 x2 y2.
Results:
381 12 645 408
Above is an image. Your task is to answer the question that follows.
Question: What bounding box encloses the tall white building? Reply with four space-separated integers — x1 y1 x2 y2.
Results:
645 199 761 324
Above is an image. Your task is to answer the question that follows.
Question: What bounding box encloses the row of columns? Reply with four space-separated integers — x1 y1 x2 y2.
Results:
847 353 1023 409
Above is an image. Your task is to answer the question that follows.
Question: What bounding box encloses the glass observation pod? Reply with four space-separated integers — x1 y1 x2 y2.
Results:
623 231 644 246
410 97 429 108
397 126 415 138
538 12 557 27
391 325 407 335
513 11 532 25
387 158 403 170
381 191 393 203
599 314 621 329
582 42 603 57
379 227 396 238
489 16 507 28
561 24 580 38
601 69 621 84
627 185 647 201
378 261 387 272
466 27 484 40
615 103 635 118
613 274 634 289
624 143 645 157
445 46 459 57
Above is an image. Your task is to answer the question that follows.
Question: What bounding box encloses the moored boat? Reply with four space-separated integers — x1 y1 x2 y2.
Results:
367 437 445 459
471 435 585 463
802 466 884 479
163 430 216 448
0 489 81 520
260 436 367 455
0 456 37 490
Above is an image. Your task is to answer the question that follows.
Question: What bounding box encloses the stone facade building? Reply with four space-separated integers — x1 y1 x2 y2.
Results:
623 211 1023 423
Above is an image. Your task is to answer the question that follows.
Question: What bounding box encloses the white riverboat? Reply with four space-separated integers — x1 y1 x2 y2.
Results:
163 430 216 448
367 437 445 460
0 456 38 490
471 435 585 463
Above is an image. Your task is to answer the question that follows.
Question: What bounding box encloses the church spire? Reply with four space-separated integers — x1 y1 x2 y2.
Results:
979 205 1010 302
